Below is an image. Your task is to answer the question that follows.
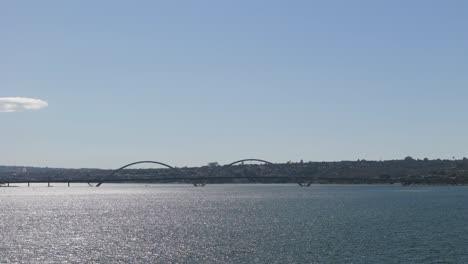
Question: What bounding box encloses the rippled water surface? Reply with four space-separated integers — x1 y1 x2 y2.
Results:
0 184 467 263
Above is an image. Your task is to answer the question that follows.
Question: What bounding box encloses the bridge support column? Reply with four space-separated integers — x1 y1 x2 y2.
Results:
48 182 51 187
68 182 70 187
28 182 30 187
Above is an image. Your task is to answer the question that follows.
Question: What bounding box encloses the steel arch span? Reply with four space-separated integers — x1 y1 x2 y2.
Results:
96 161 174 187
227 159 273 166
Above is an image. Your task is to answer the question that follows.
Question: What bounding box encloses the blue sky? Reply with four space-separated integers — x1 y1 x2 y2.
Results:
1 0 467 168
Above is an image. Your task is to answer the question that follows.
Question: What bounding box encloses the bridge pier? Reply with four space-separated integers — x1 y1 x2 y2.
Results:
28 182 30 187
68 182 70 187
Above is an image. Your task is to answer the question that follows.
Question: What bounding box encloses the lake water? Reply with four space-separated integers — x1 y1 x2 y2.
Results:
0 184 467 263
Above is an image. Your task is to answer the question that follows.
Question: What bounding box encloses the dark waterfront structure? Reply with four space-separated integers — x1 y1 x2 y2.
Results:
1 159 316 187
2 157 468 187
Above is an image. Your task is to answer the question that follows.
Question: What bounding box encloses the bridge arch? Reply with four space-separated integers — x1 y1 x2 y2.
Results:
227 159 273 166
108 161 174 177
96 161 174 186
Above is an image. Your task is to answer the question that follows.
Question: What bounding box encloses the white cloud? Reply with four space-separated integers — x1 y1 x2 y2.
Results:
0 97 48 112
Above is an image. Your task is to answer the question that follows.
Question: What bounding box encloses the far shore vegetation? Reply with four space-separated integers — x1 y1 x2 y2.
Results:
2 157 468 186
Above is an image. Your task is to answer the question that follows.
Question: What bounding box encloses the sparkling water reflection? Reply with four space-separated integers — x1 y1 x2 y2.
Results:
0 184 467 263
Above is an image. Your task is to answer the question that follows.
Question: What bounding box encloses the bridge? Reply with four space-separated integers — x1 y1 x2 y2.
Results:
1 159 314 187
95 159 305 187
94 159 312 187
228 159 274 166
95 160 174 187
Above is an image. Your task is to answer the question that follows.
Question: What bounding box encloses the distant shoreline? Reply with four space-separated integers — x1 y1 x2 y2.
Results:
2 158 468 186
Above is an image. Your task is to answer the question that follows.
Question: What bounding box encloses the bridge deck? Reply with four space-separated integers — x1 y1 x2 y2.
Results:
1 177 390 184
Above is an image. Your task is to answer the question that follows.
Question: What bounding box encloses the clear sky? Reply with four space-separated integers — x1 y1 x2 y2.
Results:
1 0 467 169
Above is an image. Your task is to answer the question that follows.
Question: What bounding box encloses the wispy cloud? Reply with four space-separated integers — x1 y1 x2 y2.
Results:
0 97 48 112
